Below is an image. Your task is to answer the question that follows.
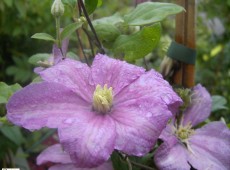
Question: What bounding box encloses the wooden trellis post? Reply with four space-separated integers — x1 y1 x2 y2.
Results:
173 0 196 88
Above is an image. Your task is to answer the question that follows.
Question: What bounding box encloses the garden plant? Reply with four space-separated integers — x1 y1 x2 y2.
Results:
0 0 230 170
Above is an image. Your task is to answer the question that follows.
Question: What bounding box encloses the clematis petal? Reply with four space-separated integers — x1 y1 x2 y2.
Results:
52 44 63 64
7 82 91 130
52 37 69 64
37 144 72 165
49 164 77 170
58 115 116 168
111 98 172 156
40 58 94 102
91 53 145 95
60 37 69 58
115 70 182 114
182 84 212 127
158 124 176 142
154 137 191 170
188 121 230 170
34 67 45 74
49 161 113 170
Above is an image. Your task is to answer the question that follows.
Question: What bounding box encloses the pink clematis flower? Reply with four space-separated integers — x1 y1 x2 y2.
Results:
34 37 69 74
37 144 113 170
7 54 182 168
154 84 230 170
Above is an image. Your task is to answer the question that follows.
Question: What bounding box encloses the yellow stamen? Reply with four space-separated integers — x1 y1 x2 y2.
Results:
93 84 113 114
175 123 195 142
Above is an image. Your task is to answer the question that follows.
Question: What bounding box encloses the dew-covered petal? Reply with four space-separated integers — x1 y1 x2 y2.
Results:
115 70 182 114
52 37 69 64
49 164 77 170
188 121 230 170
58 115 116 168
61 38 69 58
37 144 72 165
91 53 145 95
6 82 91 130
182 84 212 127
52 44 63 64
154 137 191 170
49 161 113 170
34 67 45 74
111 98 172 156
40 58 94 102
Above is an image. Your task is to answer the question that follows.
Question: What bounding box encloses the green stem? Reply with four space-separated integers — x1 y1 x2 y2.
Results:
126 157 133 170
118 151 156 170
130 160 156 170
78 0 105 54
76 29 89 65
83 27 95 57
25 129 56 153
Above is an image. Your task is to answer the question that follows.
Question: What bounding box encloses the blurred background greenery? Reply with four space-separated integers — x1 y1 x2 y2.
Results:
0 0 229 169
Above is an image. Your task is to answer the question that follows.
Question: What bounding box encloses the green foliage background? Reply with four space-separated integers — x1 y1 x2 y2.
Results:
0 0 230 169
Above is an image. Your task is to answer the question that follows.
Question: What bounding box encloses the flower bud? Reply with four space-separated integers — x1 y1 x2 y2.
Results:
51 0 64 17
175 88 191 112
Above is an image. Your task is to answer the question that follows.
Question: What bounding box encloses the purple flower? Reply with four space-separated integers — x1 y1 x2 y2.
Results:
7 54 182 168
37 144 114 170
34 37 69 74
154 84 230 170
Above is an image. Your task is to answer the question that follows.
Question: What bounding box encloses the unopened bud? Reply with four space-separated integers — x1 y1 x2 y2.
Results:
79 16 87 23
175 88 191 112
51 0 64 17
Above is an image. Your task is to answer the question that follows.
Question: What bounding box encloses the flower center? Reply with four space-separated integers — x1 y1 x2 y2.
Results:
93 84 113 114
175 124 195 142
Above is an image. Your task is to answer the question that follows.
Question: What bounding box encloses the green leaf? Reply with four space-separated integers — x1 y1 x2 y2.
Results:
10 83 21 93
211 95 228 112
0 82 22 104
3 0 13 7
15 0 26 18
97 0 103 7
0 117 10 125
94 24 121 43
0 125 25 146
228 0 230 6
228 123 230 129
26 129 56 153
124 2 184 26
111 152 129 170
62 0 76 6
0 96 7 104
93 13 124 25
13 148 30 170
28 53 50 66
113 23 161 62
6 56 33 83
85 0 98 15
31 33 56 42
60 21 83 41
32 76 42 83
66 51 80 60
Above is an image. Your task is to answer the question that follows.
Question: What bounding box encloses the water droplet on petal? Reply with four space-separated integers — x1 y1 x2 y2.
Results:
161 94 172 104
63 118 74 124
